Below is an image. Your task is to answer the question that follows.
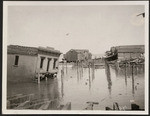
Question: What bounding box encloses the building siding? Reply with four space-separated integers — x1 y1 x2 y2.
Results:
7 54 37 82
65 50 78 62
111 45 144 60
65 49 91 62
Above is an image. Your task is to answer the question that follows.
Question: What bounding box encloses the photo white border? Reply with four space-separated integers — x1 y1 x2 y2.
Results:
2 1 149 114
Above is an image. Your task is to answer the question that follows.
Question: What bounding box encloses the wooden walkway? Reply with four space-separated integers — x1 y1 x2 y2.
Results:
7 94 71 110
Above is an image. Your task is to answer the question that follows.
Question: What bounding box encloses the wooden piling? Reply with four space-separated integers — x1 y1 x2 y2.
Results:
38 73 40 84
62 60 65 76
61 69 64 97
113 102 120 110
92 59 95 81
125 63 127 86
77 61 79 81
79 61 82 79
131 64 135 96
66 60 67 74
81 61 83 77
88 62 91 90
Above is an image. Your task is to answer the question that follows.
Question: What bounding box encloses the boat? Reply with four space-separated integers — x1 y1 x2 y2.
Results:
104 51 118 61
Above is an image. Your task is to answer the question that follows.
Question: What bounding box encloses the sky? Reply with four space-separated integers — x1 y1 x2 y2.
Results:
7 4 145 55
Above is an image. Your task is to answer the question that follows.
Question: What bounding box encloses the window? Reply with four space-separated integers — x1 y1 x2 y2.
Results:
47 58 51 71
14 55 19 66
53 59 57 69
40 57 45 69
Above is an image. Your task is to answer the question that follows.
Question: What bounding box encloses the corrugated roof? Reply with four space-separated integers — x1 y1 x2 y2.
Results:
8 45 61 55
116 45 144 48
115 45 144 53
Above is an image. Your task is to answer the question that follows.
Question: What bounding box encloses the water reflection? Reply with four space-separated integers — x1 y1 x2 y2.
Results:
7 61 144 110
92 59 95 82
124 63 127 86
77 61 79 82
131 65 135 97
104 60 112 95
116 63 145 97
114 62 119 77
65 61 68 74
61 69 64 98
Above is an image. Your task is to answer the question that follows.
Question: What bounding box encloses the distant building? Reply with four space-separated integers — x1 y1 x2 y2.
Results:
7 45 61 82
92 54 104 59
64 49 92 62
111 45 144 60
94 57 105 65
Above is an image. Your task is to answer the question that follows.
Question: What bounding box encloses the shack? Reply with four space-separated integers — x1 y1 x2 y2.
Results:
7 45 62 82
64 49 92 62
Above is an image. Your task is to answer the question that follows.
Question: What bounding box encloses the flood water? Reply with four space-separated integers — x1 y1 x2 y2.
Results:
7 62 145 110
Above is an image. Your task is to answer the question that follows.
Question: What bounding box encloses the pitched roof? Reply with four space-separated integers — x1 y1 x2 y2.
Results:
8 45 61 56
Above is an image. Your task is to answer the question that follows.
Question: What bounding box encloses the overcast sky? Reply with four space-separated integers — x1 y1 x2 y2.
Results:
7 4 145 54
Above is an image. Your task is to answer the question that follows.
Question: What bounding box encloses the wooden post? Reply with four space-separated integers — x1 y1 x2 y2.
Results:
131 64 135 96
61 69 64 97
79 61 81 79
105 60 112 96
62 60 65 76
77 61 79 81
66 60 67 74
81 61 83 77
38 73 40 84
92 59 95 81
88 62 91 90
113 102 120 110
125 63 127 86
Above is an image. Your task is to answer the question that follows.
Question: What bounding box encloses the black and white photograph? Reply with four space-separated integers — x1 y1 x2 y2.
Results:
2 1 149 114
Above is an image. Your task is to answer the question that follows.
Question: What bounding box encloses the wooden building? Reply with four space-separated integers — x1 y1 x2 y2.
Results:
111 45 144 60
64 49 92 62
7 45 61 82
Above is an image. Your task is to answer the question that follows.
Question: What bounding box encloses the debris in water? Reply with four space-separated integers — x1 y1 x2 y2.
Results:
84 102 99 110
130 100 135 103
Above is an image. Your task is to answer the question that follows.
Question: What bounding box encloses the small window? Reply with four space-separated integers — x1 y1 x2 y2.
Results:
47 59 51 71
14 55 19 66
53 59 57 69
40 58 45 69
